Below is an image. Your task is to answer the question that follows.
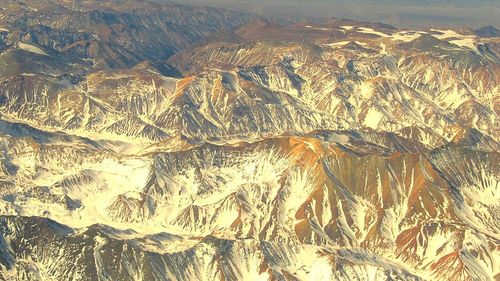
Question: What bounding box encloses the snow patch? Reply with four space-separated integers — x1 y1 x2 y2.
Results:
357 27 390 38
364 109 384 129
391 31 425 42
305 25 332 31
323 40 368 48
323 41 351 48
430 29 478 52
18 43 50 57
340 25 354 31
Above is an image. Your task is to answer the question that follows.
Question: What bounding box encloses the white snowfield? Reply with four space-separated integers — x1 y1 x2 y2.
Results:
18 42 50 56
364 108 384 129
339 25 354 31
430 29 478 52
390 31 426 42
304 25 332 31
357 27 391 38
340 26 479 52
354 26 424 43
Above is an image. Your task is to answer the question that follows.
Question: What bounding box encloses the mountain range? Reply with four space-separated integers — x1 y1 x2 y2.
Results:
0 0 498 280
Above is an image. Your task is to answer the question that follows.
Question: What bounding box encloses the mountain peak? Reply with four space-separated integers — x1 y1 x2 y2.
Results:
475 25 500 37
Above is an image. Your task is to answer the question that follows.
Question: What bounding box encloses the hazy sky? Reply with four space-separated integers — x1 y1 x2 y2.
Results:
169 0 500 28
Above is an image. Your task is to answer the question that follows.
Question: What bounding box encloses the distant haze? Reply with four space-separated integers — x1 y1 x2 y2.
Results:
166 0 500 28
